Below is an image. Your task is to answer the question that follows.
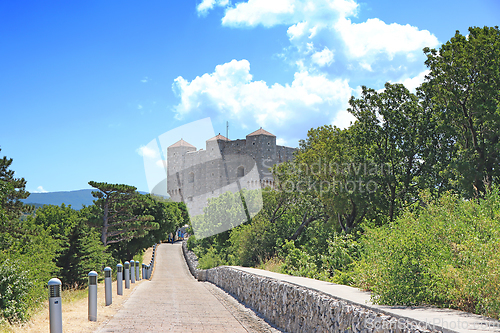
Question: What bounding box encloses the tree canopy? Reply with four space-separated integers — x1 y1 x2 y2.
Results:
88 181 158 246
422 26 500 198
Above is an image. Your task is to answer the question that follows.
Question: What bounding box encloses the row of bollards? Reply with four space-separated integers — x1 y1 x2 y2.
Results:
48 244 158 333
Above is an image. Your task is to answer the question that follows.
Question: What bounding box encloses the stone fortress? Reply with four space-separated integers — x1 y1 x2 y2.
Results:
166 128 296 216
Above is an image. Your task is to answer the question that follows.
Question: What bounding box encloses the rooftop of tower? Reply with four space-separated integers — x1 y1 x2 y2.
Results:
247 127 275 137
207 133 230 141
168 138 196 148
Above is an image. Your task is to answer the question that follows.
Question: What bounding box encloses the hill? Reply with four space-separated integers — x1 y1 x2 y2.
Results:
22 189 159 210
22 189 96 210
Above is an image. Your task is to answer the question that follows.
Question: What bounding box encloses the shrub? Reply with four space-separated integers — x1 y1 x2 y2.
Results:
0 260 32 323
354 190 500 318
280 240 319 279
197 247 228 269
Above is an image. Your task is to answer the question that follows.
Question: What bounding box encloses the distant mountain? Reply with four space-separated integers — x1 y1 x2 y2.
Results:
22 189 96 210
22 189 158 210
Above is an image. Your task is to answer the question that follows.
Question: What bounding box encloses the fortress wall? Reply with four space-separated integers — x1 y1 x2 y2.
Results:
182 241 449 333
277 145 296 163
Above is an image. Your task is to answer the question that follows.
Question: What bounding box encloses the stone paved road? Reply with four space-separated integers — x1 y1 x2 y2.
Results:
96 243 282 333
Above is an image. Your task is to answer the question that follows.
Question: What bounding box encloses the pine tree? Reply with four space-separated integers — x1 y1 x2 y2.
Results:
88 181 158 245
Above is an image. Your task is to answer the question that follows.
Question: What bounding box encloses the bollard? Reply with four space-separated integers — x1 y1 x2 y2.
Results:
104 267 112 306
136 262 140 281
124 261 130 289
48 278 63 333
88 271 98 321
142 263 145 281
130 260 135 283
117 263 123 295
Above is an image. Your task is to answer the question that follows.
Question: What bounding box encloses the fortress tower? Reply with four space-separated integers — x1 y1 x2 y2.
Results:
166 128 295 216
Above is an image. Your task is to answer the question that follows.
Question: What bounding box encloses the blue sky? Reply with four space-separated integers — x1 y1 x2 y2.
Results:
1 0 498 193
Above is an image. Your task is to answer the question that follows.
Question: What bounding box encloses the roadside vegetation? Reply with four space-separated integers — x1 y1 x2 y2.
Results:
0 153 187 325
188 26 500 319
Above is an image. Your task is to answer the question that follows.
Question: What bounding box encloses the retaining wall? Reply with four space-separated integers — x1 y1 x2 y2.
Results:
182 241 449 333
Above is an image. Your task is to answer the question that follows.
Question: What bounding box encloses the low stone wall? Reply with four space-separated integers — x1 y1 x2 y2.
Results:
182 241 444 333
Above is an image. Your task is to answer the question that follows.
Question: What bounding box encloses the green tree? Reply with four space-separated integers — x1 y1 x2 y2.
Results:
348 83 444 222
0 148 32 229
293 125 372 232
110 195 183 259
88 181 157 246
30 204 110 288
422 26 500 198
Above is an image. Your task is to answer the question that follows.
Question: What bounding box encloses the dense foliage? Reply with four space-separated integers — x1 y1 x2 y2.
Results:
355 190 500 318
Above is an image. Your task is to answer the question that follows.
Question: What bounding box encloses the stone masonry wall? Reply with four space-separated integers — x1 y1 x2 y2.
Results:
182 241 444 333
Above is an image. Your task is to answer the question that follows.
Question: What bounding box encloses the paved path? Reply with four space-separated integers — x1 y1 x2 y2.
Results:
96 243 280 333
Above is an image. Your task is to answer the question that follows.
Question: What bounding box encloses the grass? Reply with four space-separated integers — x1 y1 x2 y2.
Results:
258 257 284 273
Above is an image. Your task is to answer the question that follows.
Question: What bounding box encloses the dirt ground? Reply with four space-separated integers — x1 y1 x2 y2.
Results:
10 247 154 333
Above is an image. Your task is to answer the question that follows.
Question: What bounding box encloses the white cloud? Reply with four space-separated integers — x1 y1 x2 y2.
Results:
287 21 307 40
197 0 216 15
222 0 296 27
392 69 429 92
311 47 334 67
221 0 358 28
359 62 372 71
276 137 287 146
331 109 356 129
141 76 149 83
136 145 159 158
197 0 229 16
33 186 48 193
335 18 439 59
173 59 352 135
138 104 143 109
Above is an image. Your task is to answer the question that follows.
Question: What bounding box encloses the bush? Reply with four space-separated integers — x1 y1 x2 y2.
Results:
280 240 319 279
320 233 361 284
197 247 228 269
0 260 32 323
354 190 500 318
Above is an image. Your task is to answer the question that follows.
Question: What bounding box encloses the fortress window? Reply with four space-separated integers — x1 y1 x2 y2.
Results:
188 196 193 202
237 166 245 178
267 142 270 145
188 172 194 183
252 142 255 145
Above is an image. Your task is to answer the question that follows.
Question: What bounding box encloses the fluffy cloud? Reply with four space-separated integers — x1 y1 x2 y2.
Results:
173 59 351 132
202 0 438 87
222 0 296 27
197 0 229 16
335 18 439 60
33 186 48 193
136 145 159 158
188 0 440 138
311 47 334 67
220 0 358 28
392 69 430 92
